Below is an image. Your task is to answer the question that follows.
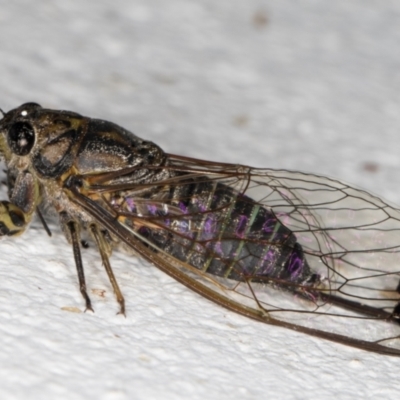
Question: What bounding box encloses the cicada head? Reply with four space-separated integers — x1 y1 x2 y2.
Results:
0 102 89 179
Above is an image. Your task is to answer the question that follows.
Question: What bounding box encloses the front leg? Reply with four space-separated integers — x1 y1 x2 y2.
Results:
0 201 28 236
60 212 94 313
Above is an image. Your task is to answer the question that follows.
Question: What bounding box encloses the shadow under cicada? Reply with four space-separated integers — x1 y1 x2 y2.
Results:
1 102 400 356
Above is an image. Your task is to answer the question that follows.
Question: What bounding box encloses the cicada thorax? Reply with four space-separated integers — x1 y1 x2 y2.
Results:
116 175 319 293
0 103 167 222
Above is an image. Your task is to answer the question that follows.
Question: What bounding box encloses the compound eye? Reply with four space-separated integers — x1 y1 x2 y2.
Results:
7 121 35 156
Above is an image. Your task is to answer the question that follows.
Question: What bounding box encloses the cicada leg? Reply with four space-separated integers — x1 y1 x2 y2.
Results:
90 224 126 316
66 220 94 313
0 201 28 236
36 208 52 237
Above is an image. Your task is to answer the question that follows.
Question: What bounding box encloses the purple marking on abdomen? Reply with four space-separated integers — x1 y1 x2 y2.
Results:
287 253 303 280
178 202 188 214
236 215 248 238
257 249 277 275
202 215 217 240
262 218 276 234
214 241 224 257
126 198 136 213
194 199 207 212
147 204 158 215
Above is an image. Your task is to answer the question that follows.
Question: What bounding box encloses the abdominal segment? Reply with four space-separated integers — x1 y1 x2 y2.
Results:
117 178 318 292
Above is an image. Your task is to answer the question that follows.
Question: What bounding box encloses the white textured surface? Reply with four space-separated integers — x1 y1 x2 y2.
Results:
0 1 400 399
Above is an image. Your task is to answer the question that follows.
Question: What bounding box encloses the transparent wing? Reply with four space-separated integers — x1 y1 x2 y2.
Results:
69 154 400 356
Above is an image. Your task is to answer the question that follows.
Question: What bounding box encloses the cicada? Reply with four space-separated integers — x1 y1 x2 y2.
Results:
1 103 400 356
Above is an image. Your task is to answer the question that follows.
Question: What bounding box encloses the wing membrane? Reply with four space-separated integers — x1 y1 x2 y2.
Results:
69 155 400 355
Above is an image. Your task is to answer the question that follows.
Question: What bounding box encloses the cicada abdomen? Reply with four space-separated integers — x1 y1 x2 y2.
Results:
113 176 320 296
108 165 400 334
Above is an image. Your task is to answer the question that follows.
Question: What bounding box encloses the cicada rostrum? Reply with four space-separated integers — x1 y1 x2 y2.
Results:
1 102 400 356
